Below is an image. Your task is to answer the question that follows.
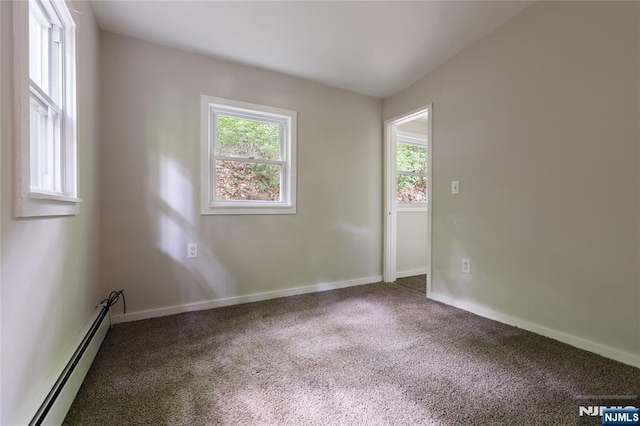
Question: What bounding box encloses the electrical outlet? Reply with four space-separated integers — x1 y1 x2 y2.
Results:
187 244 198 259
451 181 460 194
462 258 471 274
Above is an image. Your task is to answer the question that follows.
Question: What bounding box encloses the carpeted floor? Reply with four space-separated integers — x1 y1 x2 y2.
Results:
396 274 426 294
65 283 639 425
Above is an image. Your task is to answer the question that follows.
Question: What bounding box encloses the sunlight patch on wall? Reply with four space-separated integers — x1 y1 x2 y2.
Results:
144 86 239 302
157 154 193 262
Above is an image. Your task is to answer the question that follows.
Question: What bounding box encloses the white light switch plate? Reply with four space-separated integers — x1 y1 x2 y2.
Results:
462 258 471 274
451 181 460 194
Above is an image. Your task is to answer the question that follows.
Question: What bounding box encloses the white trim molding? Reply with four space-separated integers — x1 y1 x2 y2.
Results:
383 103 433 296
429 292 640 368
11 307 108 425
200 95 297 215
13 0 80 217
396 268 428 279
112 276 382 324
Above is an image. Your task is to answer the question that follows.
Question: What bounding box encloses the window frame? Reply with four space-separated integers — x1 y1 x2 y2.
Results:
200 95 297 215
396 132 428 212
14 0 80 217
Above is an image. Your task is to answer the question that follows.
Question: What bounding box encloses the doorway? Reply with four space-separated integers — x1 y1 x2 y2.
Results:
383 104 432 295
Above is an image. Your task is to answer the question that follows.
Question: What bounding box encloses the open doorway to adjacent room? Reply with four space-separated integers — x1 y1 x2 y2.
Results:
383 104 432 295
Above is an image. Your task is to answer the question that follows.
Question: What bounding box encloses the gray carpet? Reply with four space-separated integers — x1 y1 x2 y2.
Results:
396 274 426 294
65 283 639 425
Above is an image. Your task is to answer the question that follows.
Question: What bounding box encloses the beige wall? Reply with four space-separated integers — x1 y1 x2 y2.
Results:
0 1 102 423
397 211 428 275
384 1 640 358
100 33 383 315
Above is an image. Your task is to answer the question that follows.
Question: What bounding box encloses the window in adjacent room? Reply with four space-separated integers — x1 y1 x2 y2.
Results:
396 133 428 211
14 0 79 217
200 95 297 215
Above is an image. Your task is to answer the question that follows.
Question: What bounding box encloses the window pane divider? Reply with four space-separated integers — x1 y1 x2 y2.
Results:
397 171 428 177
29 80 62 114
213 155 284 166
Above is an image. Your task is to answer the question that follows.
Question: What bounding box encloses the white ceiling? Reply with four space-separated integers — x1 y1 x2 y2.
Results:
90 1 532 99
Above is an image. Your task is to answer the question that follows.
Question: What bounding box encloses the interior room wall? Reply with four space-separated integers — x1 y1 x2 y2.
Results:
384 1 640 361
0 1 102 423
395 121 429 276
396 211 428 275
99 32 383 318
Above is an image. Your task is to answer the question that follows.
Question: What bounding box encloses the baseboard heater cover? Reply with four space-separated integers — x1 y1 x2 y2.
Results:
29 307 110 425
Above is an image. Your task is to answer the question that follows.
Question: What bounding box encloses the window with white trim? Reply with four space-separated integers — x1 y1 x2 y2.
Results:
14 0 79 217
200 96 297 215
396 133 428 211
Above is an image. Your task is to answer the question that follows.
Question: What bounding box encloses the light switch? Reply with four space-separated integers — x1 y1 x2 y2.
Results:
462 259 471 274
451 181 460 195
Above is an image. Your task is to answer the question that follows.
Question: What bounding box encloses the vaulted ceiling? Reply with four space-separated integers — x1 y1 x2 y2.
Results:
90 1 532 98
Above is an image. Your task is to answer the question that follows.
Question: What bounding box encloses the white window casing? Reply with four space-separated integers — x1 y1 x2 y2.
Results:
396 132 428 212
200 95 297 215
14 0 80 217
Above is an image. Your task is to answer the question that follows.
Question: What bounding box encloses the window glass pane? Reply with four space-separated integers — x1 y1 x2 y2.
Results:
216 115 281 160
397 175 427 204
216 160 281 201
397 143 427 173
50 25 63 105
30 96 47 189
29 2 50 94
30 95 61 192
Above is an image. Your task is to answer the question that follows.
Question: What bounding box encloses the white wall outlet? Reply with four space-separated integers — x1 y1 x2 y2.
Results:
451 180 460 194
187 244 198 259
462 258 471 274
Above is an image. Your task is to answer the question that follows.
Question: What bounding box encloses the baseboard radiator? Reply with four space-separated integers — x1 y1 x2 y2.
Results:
29 306 110 425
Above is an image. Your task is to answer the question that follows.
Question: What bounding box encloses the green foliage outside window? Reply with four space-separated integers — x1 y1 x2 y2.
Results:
217 116 281 195
397 144 427 174
217 115 280 160
397 143 427 203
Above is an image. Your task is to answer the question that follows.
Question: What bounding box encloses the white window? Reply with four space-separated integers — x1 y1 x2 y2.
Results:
14 0 79 217
396 132 428 211
200 95 297 215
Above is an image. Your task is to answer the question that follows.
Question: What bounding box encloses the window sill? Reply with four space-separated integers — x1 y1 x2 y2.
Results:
202 202 296 215
29 191 83 203
15 193 82 217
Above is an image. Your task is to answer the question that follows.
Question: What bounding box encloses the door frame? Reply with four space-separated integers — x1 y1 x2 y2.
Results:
383 103 433 296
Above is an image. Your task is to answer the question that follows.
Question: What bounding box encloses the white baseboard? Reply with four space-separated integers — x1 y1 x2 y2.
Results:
428 292 640 369
112 276 383 324
41 309 110 425
396 268 428 279
14 307 110 425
